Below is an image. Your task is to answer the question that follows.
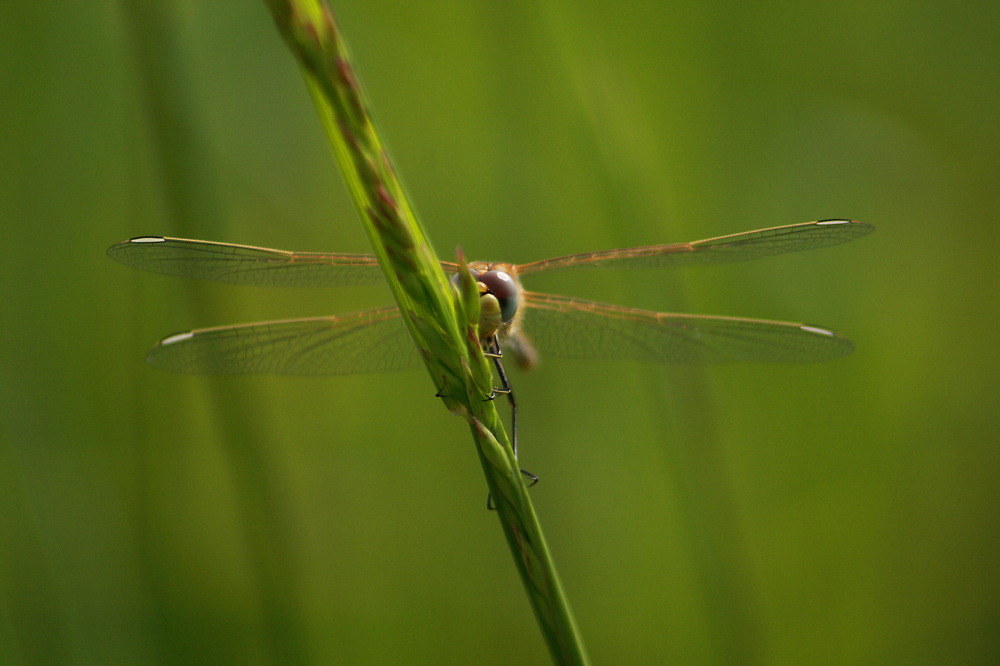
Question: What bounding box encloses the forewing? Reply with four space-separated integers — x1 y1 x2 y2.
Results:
107 236 388 287
515 220 873 276
521 292 854 364
146 306 421 375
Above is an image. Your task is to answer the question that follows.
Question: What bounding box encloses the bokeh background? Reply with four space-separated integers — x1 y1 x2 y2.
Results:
3 2 998 664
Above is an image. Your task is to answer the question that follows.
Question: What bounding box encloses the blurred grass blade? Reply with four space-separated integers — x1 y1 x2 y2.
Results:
263 2 589 663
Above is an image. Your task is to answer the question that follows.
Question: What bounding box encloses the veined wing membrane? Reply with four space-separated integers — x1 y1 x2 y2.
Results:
107 236 389 287
521 292 854 364
147 306 421 375
108 237 465 286
515 220 873 276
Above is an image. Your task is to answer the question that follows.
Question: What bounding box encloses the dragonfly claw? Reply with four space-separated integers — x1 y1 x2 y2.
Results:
486 469 539 510
483 386 511 402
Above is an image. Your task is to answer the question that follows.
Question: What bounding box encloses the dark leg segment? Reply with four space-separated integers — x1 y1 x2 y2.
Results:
485 335 537 510
488 335 517 458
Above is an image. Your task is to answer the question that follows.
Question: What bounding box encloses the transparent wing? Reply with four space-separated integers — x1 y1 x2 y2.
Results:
515 220 873 276
108 236 463 286
107 236 464 287
521 292 854 364
146 306 421 375
107 236 385 286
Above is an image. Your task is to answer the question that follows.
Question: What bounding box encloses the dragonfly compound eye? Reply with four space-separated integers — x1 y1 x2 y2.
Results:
479 270 518 323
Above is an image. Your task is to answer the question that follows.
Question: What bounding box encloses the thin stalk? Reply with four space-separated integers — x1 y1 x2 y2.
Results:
263 2 589 664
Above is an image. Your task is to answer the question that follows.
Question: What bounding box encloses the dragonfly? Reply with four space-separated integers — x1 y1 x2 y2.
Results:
108 219 871 496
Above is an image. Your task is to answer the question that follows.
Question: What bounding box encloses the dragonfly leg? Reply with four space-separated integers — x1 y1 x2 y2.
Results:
488 335 517 458
486 470 540 510
484 335 538 511
483 386 509 401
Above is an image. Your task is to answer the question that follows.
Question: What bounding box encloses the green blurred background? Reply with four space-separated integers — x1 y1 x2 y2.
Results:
3 1 998 664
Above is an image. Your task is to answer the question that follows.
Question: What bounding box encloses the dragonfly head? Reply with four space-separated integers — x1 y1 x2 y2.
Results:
452 264 520 341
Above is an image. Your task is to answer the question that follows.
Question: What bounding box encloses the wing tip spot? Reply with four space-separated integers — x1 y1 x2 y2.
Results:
161 332 195 345
800 325 835 337
815 219 852 226
130 236 166 243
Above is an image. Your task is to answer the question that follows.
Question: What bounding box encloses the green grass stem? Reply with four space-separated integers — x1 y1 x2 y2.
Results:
263 2 589 664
